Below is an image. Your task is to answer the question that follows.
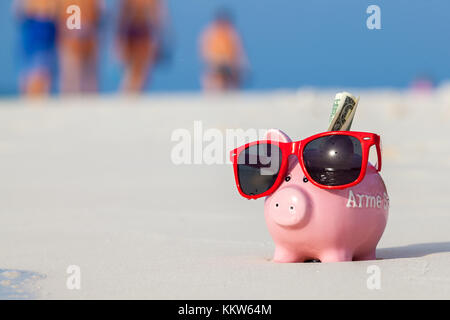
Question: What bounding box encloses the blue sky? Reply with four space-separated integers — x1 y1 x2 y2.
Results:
0 0 449 95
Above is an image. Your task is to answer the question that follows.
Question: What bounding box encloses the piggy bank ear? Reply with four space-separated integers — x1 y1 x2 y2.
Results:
264 129 292 143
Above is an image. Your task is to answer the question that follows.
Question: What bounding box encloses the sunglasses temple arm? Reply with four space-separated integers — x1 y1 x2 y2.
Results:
376 137 382 171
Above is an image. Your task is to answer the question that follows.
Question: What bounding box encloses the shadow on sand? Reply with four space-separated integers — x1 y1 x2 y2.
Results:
377 242 450 260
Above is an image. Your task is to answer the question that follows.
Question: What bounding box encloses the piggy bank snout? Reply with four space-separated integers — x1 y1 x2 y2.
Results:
267 187 309 227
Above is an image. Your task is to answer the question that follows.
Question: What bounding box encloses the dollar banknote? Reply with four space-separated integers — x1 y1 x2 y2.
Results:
328 92 359 131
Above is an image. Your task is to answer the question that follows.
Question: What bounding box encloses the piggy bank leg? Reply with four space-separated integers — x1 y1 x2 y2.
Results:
354 250 376 261
319 249 353 263
273 246 304 263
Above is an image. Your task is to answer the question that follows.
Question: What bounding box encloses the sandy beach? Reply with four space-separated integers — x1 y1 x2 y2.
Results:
1 88 450 299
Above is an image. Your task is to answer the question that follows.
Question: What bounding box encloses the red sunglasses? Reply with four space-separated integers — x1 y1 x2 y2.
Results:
230 131 382 199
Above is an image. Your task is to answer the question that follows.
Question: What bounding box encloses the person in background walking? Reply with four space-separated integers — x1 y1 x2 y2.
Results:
14 0 58 97
199 9 247 91
116 0 167 93
57 0 104 94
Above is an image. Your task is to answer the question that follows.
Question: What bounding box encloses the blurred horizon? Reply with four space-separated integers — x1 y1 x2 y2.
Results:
1 0 449 96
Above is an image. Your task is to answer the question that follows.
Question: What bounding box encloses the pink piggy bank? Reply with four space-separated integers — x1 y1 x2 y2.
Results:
264 129 389 263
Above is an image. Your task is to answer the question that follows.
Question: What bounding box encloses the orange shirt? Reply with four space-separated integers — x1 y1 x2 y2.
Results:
201 23 242 66
17 0 58 19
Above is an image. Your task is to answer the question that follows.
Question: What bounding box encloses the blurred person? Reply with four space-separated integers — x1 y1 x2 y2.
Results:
116 0 167 93
14 0 58 97
200 9 247 91
57 0 104 94
411 74 434 93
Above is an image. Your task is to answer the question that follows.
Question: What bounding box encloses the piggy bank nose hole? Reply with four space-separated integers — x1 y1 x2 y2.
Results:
289 206 294 210
275 203 279 207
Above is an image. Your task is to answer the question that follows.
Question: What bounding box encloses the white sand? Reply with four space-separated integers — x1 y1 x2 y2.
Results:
1 88 450 299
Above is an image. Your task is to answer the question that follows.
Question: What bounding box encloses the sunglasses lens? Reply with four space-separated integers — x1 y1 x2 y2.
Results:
303 135 362 186
237 143 282 196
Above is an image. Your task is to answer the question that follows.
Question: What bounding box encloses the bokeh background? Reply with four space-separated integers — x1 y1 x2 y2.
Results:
2 0 450 299
0 0 449 95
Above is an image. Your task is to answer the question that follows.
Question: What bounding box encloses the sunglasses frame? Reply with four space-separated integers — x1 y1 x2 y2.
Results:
230 131 382 199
